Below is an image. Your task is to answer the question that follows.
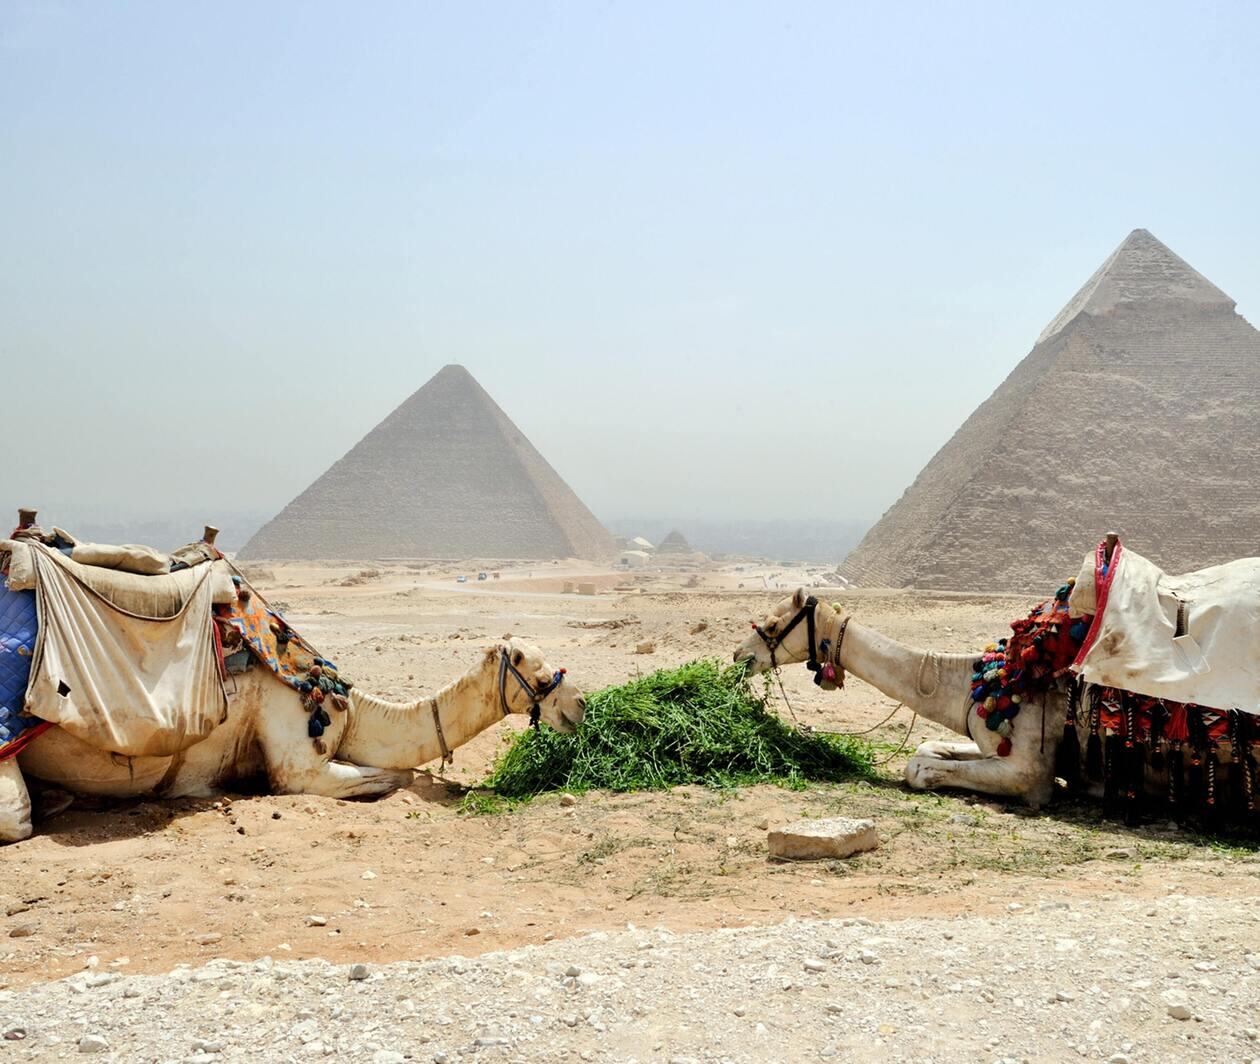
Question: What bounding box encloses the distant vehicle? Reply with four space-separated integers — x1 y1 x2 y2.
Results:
477 571 488 581
456 575 468 583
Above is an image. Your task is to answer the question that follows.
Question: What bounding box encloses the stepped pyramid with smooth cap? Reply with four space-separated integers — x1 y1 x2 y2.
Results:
240 365 615 561
840 229 1260 591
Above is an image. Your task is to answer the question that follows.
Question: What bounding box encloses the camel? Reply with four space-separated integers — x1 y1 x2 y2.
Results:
0 639 585 844
732 589 1072 808
734 590 1260 821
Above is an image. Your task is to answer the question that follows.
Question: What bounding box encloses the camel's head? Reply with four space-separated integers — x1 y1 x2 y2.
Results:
732 588 827 675
492 638 586 733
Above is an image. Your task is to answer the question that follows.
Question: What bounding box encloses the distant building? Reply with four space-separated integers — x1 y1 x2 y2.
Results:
618 549 652 568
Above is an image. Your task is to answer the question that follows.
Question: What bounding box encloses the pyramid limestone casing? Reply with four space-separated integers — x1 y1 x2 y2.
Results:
840 230 1260 592
240 365 615 561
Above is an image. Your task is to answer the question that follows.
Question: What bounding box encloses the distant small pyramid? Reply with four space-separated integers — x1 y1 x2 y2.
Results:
657 530 692 553
240 365 615 561
840 230 1260 591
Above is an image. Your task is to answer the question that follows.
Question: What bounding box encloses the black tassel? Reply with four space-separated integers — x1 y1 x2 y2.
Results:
1230 711 1251 819
1168 744 1183 811
1056 680 1082 789
1056 722 1082 790
1085 688 1104 782
1149 703 1167 772
1103 734 1121 817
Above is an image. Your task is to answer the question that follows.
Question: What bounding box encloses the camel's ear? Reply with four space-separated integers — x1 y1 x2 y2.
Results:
793 587 810 609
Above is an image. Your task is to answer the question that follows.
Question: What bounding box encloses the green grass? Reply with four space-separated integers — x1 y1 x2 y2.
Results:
460 659 875 812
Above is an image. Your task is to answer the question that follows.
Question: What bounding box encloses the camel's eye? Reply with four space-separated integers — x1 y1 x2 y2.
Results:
512 649 524 667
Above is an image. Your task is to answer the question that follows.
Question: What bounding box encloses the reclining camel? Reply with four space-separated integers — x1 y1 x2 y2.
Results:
735 588 1259 819
732 590 1059 806
0 639 585 843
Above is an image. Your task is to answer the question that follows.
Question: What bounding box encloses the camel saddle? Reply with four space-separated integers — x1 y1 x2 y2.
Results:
1069 539 1260 715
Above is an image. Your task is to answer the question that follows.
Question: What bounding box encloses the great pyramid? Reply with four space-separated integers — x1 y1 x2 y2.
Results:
839 229 1260 592
239 365 615 561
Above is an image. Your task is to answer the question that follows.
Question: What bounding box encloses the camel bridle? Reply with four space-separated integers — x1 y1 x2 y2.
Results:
498 647 566 729
752 597 849 689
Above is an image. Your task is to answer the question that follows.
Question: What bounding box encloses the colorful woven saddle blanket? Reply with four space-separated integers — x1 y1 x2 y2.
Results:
0 579 49 760
213 578 351 699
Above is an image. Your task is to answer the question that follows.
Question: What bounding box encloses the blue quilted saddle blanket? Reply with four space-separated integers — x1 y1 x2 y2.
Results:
0 578 43 759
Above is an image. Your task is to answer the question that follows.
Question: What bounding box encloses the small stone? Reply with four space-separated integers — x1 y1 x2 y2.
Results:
1056 990 1076 1002
1163 992 1192 1021
192 1040 224 1054
433 1054 449 1064
1108 1055 1132 1064
559 793 577 808
474 1038 508 1047
78 1034 110 1054
804 959 828 973
767 817 878 860
348 963 369 981
194 932 222 946
361 870 377 880
373 1052 405 1064
123 986 142 999
1106 847 1136 860
565 964 582 977
465 927 480 936
634 641 655 655
8 924 35 938
948 814 978 826
3 1029 26 1042
857 949 878 965
306 915 327 927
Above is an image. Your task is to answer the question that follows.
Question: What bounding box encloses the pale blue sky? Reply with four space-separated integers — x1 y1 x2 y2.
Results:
3 1 1257 537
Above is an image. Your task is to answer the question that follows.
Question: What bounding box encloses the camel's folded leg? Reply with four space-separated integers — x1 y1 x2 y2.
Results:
913 740 983 761
0 759 33 843
905 752 1053 807
276 760 414 800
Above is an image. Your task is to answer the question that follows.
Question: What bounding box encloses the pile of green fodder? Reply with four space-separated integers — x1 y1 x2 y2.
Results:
469 659 875 805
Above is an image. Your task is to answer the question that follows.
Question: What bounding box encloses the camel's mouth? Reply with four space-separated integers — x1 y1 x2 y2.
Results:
732 648 767 675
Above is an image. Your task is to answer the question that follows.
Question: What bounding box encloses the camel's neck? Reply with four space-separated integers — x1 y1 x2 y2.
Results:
835 615 976 737
337 660 503 770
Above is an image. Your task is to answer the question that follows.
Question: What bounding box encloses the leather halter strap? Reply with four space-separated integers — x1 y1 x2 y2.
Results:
753 596 819 672
498 647 565 729
430 698 453 766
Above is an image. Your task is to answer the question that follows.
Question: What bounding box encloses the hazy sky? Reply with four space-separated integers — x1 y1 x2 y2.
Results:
3 1 1257 535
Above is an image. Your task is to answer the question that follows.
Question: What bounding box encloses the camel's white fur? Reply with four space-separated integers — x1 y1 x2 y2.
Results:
734 590 1060 806
1 638 584 843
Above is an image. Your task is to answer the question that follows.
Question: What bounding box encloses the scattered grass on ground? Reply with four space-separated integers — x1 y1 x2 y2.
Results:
459 660 875 813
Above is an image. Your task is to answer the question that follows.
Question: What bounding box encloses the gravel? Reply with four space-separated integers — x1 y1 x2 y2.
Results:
3 893 1258 1062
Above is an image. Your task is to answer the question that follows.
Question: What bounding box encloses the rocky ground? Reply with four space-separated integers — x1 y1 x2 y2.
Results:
3 561 1259 1061
3 894 1259 1062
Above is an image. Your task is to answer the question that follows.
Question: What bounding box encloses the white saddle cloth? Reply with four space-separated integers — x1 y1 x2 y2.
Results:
1069 543 1260 713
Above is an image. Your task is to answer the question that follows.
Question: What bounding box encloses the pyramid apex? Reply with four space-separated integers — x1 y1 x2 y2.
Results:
1037 229 1234 344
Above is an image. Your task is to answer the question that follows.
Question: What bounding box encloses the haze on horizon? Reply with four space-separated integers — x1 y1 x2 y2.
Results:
3 2 1258 546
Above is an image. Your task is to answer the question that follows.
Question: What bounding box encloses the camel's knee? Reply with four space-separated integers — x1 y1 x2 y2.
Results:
0 760 34 844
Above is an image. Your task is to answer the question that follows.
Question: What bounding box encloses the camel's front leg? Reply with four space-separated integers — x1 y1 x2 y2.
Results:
905 750 1054 807
277 759 414 800
913 740 983 761
0 759 33 843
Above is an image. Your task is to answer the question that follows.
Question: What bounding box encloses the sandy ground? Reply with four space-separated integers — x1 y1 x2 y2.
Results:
3 561 1258 1032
